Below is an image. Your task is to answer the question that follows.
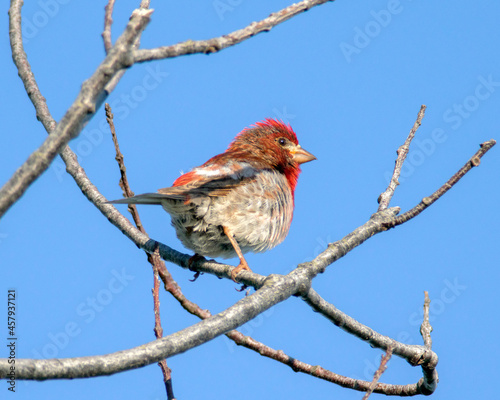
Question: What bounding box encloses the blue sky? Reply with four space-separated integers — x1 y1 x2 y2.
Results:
1 1 499 399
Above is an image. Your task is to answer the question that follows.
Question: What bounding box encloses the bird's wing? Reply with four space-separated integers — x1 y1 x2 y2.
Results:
107 161 261 205
159 160 260 199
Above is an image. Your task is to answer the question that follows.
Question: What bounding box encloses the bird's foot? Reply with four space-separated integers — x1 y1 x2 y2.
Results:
187 254 206 270
231 261 252 283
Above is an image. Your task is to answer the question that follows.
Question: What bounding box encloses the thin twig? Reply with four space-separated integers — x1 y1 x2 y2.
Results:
386 139 496 228
417 291 438 395
420 291 432 348
106 103 174 399
151 250 164 341
102 0 116 53
105 104 144 230
378 105 426 211
362 347 393 400
152 248 175 400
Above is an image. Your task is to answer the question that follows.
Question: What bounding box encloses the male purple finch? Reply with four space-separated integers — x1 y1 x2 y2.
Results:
109 119 316 281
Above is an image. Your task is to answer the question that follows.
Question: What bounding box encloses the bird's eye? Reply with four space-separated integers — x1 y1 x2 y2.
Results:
277 138 287 146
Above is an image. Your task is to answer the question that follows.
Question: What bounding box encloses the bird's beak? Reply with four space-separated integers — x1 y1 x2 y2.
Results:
292 145 317 164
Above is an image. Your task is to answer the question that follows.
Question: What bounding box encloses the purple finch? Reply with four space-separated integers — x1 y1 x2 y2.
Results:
109 119 316 281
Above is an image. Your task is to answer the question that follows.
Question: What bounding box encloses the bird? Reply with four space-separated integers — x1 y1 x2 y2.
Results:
108 119 316 282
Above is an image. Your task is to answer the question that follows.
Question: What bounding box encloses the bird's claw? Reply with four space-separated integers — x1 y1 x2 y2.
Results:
230 262 252 283
189 271 203 282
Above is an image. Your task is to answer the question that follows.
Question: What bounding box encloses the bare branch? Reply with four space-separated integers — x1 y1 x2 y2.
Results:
0 206 414 381
141 207 401 288
145 254 428 396
223 332 418 396
133 0 335 63
386 139 496 228
378 105 426 211
1 2 152 219
8 0 56 133
303 289 436 367
0 270 311 380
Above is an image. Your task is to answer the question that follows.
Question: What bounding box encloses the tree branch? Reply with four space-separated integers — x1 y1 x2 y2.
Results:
303 289 437 368
386 139 496 228
1 1 152 219
0 208 407 381
378 105 426 211
164 269 430 396
133 0 335 63
0 270 311 379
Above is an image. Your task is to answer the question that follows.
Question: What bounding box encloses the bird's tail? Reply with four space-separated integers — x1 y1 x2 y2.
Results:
107 193 171 205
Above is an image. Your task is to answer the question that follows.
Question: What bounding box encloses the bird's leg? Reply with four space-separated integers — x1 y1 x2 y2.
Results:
223 226 252 282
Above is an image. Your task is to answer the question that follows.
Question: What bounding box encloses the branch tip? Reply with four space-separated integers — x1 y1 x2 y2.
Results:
377 105 427 211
